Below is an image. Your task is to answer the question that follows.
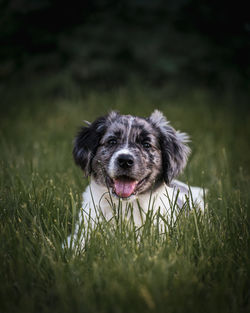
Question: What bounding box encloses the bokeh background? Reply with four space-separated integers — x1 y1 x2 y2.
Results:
1 0 250 92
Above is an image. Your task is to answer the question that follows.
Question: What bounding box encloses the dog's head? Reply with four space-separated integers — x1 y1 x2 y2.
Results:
73 110 190 199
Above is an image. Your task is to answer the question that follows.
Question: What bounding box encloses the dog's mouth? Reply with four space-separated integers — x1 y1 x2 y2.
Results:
107 175 148 199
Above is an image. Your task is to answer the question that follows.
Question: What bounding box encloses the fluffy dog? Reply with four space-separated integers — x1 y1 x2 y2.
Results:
70 110 205 243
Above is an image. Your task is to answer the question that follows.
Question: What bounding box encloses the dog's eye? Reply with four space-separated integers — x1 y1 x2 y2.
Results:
142 142 151 149
108 138 117 146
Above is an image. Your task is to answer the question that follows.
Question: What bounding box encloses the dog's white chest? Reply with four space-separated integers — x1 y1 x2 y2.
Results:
80 178 204 227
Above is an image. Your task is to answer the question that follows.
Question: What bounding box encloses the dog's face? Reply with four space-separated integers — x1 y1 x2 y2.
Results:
73 110 190 199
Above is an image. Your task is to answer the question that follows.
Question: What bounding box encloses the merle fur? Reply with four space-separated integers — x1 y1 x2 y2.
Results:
73 111 190 190
158 129 189 184
73 115 107 175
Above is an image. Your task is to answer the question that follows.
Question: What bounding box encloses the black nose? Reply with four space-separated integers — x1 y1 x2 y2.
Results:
117 154 134 169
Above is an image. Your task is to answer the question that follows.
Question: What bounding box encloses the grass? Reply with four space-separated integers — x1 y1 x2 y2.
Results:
0 82 250 313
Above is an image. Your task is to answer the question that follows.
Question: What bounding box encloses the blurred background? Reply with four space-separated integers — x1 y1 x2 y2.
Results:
0 0 249 94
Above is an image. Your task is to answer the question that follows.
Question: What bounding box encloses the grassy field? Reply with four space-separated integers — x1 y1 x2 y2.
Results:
0 82 249 313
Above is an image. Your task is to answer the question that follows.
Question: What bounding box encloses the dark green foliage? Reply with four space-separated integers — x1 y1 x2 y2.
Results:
0 0 249 89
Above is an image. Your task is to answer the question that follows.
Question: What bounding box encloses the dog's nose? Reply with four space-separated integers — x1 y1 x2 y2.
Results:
117 154 134 169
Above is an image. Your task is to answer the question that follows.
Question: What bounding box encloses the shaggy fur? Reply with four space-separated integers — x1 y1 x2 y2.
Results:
70 110 205 243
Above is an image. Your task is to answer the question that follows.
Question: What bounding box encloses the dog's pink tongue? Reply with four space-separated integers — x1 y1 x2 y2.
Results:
114 178 137 198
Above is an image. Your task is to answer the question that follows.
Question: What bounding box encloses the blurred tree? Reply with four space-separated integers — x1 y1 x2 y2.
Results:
0 0 249 88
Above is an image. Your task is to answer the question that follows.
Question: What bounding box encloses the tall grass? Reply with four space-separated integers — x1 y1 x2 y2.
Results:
0 84 249 313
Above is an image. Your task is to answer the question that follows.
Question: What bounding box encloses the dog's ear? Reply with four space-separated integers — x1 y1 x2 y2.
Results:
73 115 107 176
149 110 190 185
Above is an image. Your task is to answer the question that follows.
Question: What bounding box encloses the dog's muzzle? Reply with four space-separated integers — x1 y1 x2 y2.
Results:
108 150 144 198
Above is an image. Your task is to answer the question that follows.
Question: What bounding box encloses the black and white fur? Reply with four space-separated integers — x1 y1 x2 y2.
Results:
71 110 204 242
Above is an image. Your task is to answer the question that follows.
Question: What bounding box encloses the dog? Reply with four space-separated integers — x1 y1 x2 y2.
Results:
69 110 205 246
